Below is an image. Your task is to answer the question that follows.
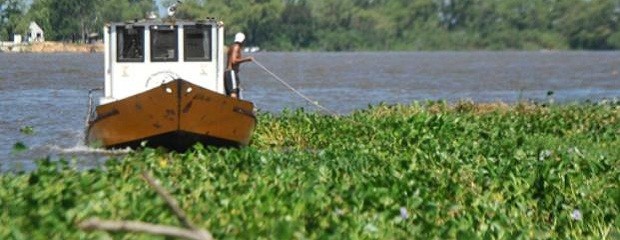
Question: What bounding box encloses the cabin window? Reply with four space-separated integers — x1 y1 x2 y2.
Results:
116 26 144 62
150 25 178 62
184 25 212 61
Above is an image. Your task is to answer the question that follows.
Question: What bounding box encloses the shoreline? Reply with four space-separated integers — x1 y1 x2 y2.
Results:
0 41 103 53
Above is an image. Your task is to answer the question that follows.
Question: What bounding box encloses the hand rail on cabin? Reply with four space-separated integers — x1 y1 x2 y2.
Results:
145 71 181 87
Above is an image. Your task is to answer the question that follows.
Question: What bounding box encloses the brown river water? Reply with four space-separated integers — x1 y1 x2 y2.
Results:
1 51 619 170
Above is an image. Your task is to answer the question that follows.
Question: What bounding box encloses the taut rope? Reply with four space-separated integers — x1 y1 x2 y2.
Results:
253 59 339 116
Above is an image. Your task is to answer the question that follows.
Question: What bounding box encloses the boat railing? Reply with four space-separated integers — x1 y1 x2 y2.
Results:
85 87 103 124
84 87 103 143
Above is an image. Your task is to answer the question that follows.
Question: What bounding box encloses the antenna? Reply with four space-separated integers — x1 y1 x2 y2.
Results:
167 0 183 18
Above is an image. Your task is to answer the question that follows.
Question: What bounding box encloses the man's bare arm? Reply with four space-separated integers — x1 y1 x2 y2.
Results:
231 45 253 65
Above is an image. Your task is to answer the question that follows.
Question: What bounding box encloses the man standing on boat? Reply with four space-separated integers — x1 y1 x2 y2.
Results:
225 32 254 99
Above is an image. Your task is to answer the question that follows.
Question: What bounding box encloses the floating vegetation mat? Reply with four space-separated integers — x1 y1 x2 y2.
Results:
1 102 618 239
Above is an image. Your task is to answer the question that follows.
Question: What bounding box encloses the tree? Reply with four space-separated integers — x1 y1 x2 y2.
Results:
12 0 620 50
279 1 315 50
27 0 155 41
43 0 98 42
0 0 27 41
437 0 475 30
558 0 620 49
26 0 52 39
98 0 156 24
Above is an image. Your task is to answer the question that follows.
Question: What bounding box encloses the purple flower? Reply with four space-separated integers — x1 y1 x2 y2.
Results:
571 209 582 221
400 207 409 220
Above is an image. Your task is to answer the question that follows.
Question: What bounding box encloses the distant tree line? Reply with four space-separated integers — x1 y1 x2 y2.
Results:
0 0 155 43
2 0 620 51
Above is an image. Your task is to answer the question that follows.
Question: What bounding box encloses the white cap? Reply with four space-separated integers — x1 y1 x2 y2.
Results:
234 32 245 43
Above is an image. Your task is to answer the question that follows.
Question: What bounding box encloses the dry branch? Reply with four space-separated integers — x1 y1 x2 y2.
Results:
77 171 213 240
79 218 212 240
141 171 197 230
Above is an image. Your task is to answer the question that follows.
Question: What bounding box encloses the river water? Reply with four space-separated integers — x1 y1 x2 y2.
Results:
1 51 619 170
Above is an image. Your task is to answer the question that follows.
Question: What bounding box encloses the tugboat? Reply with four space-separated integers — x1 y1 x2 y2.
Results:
86 13 256 151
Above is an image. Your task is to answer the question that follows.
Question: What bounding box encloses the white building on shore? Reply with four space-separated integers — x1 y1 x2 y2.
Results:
13 34 22 44
27 22 44 43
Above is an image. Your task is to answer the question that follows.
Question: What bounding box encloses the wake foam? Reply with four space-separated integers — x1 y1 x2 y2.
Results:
51 144 132 155
45 129 133 155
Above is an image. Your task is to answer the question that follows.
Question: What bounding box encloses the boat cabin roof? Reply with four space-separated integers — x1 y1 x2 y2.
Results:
108 18 220 27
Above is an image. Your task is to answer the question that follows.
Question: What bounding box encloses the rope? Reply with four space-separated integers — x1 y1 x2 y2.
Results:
253 59 339 116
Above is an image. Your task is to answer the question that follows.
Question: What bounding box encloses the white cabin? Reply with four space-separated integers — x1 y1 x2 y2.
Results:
101 19 225 104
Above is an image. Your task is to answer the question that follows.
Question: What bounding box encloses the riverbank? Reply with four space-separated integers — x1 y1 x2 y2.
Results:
0 41 103 53
1 102 618 239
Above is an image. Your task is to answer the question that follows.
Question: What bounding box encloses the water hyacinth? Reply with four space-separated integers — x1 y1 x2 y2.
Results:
11 142 28 153
568 146 584 157
364 223 379 233
334 208 344 216
538 149 553 161
0 103 618 239
19 126 35 135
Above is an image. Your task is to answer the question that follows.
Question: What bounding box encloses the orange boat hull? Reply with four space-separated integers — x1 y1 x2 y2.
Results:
86 79 256 150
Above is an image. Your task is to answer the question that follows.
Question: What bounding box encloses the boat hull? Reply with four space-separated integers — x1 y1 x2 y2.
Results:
86 79 256 151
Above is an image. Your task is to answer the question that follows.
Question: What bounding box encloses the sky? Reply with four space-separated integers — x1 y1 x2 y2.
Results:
156 0 165 15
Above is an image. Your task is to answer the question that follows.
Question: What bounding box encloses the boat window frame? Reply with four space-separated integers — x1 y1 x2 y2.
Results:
116 26 145 63
183 24 213 62
150 25 179 62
